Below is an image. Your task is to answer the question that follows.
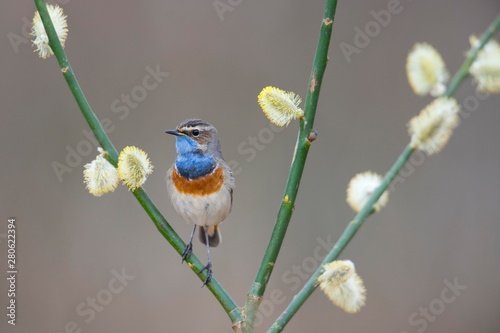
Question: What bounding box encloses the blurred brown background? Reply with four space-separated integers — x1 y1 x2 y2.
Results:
1 1 500 332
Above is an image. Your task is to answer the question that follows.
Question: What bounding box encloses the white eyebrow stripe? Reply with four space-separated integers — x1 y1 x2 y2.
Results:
180 125 212 132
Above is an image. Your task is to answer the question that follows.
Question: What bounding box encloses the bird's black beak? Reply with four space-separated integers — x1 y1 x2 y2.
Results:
165 129 182 136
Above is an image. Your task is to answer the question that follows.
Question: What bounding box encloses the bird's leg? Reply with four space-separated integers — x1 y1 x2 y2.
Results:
181 224 197 263
201 226 213 287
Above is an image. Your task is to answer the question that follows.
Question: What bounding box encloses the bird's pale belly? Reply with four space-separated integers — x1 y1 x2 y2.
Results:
170 186 232 226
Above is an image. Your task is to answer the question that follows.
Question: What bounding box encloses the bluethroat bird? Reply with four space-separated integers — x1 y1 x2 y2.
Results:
166 119 234 286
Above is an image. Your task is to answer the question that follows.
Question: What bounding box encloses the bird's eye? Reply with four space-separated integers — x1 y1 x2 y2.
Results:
192 129 200 137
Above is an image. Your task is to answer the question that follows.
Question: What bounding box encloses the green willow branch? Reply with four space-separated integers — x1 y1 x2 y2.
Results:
268 12 500 333
446 12 500 97
33 0 242 325
242 0 339 330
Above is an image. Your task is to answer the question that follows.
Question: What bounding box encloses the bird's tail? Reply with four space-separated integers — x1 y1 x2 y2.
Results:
199 225 221 247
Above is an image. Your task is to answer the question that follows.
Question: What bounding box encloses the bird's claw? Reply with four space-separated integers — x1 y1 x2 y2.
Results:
200 262 212 287
181 242 193 263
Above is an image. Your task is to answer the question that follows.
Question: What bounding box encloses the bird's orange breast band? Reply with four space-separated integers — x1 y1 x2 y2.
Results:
171 166 224 196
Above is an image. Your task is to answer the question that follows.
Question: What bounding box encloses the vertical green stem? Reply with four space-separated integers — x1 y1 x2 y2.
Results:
243 0 339 330
33 0 242 325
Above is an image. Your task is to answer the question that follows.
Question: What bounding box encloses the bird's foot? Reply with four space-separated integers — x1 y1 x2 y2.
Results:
181 242 193 263
200 262 212 287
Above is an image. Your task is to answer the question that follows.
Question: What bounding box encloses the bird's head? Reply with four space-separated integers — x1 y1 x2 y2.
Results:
166 118 221 156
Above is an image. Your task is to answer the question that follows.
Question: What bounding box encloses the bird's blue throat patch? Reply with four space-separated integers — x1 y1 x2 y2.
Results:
175 136 216 179
176 154 216 179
